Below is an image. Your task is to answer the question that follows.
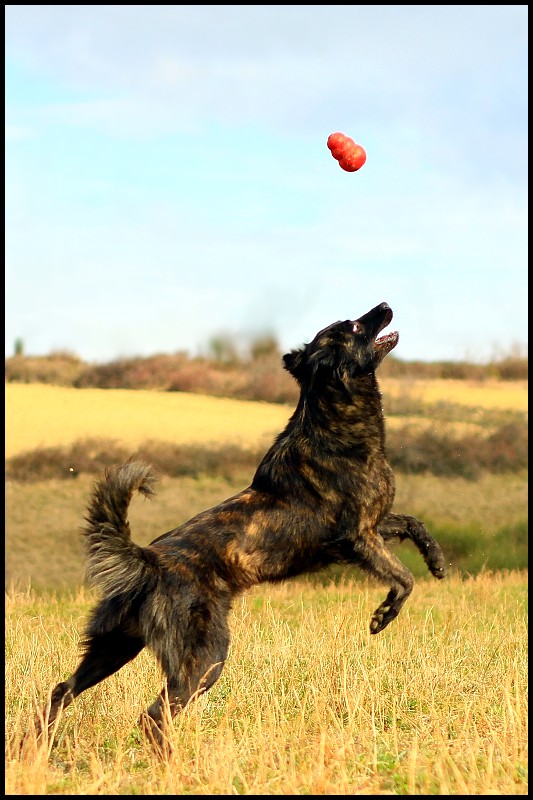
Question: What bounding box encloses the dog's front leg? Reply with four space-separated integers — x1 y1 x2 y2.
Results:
346 531 415 633
378 513 446 579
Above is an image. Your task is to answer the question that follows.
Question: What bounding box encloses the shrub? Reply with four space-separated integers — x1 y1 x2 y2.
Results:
238 354 298 404
5 352 84 386
386 419 528 479
387 428 481 479
6 348 528 397
484 423 529 472
73 353 193 390
5 439 132 482
495 356 529 381
4 438 265 484
167 363 247 396
5 419 528 484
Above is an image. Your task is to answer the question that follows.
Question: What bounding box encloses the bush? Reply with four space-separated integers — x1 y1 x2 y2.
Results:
5 439 132 482
73 353 193 390
5 438 263 484
495 356 529 381
6 349 528 398
5 419 528 484
484 423 529 472
5 351 84 386
238 354 298 404
386 420 528 479
387 428 480 479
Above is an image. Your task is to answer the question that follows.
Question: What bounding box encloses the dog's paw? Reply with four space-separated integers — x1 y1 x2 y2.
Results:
427 547 446 579
137 712 174 760
370 605 392 635
19 719 48 759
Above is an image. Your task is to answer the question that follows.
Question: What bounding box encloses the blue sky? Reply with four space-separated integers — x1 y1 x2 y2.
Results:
5 5 528 364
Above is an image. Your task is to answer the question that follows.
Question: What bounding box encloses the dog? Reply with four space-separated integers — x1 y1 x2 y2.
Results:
28 302 445 755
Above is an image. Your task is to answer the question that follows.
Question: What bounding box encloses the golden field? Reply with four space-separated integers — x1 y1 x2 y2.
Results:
4 378 528 460
5 383 291 460
383 377 528 411
6 571 528 795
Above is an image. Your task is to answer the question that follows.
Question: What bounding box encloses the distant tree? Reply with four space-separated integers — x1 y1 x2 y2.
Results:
208 334 240 365
249 333 280 361
14 338 24 357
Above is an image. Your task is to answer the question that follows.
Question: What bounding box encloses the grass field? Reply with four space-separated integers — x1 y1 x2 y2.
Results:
6 571 527 795
383 378 528 411
5 383 292 460
5 380 528 793
5 379 528 459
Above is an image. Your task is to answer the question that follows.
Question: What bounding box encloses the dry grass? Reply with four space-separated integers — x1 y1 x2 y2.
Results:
5 379 527 793
5 384 291 460
381 378 528 412
5 571 527 794
5 379 527 461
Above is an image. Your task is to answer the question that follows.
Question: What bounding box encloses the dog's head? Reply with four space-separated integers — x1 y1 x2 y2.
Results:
283 302 399 386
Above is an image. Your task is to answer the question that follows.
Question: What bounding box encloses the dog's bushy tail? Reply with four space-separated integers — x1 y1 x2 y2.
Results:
83 461 158 598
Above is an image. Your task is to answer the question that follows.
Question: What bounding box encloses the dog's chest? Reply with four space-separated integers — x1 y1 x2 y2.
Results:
341 454 395 523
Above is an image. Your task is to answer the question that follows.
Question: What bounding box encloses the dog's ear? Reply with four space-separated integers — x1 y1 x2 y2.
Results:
308 346 337 372
283 347 307 383
285 344 341 387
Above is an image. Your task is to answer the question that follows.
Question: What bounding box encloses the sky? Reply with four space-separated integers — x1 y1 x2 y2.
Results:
5 5 528 364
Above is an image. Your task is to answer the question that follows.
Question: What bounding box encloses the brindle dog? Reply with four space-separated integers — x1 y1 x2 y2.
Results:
28 302 445 755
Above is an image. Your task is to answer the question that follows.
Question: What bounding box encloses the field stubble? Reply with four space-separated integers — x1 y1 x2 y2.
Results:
5 571 527 794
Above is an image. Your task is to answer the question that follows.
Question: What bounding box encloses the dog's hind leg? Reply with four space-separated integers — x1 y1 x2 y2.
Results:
378 513 446 579
349 532 415 635
139 619 230 757
28 629 144 748
139 658 227 757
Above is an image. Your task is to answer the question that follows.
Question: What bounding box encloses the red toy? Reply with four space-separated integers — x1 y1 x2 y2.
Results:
327 132 366 172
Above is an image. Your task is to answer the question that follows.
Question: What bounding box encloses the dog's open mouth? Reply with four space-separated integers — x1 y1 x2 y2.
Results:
352 303 399 360
372 304 398 357
375 330 399 356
